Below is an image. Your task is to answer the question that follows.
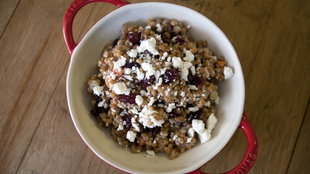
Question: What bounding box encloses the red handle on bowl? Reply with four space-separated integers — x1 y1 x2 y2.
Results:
188 114 258 174
62 0 129 55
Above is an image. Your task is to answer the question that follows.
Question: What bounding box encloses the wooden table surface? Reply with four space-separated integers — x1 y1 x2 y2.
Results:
0 0 309 173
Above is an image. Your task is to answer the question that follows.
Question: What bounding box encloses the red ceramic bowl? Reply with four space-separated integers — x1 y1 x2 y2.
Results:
63 0 258 173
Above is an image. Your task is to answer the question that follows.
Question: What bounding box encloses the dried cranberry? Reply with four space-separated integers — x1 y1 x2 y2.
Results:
90 106 107 117
123 115 132 128
151 127 161 137
122 61 141 68
93 95 102 103
161 35 170 44
165 23 174 33
175 37 185 44
162 69 179 84
188 74 203 86
127 32 141 45
140 75 156 89
187 110 202 121
118 94 136 104
169 110 180 118
112 38 119 47
154 55 160 59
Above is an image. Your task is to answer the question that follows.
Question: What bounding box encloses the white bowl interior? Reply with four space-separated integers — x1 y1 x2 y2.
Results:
67 2 245 174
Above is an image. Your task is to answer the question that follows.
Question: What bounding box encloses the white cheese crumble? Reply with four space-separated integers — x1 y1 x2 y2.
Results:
112 82 130 95
141 62 156 78
126 131 137 142
190 66 196 75
127 49 138 58
166 103 176 113
124 68 132 74
224 66 234 80
123 75 133 81
187 128 195 137
145 25 151 29
205 101 211 107
188 107 199 112
172 57 192 81
156 23 162 32
183 49 195 61
192 119 211 143
188 85 198 90
131 116 140 132
207 113 217 131
97 100 107 108
113 56 126 70
135 95 144 106
136 69 145 80
138 106 164 128
186 137 193 143
117 124 124 131
137 37 159 55
146 150 155 158
93 86 104 96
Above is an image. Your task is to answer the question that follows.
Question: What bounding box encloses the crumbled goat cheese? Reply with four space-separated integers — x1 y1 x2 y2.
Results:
127 49 138 58
190 66 196 75
140 90 146 96
145 25 151 29
188 107 199 112
139 106 164 128
130 107 139 115
207 113 217 131
97 100 106 107
192 119 211 143
124 68 132 74
148 97 156 106
205 101 211 107
126 131 136 142
117 124 124 131
136 69 145 80
131 116 140 132
183 49 195 61
123 75 133 81
224 66 234 80
113 56 126 70
186 137 193 143
156 23 162 32
187 128 195 137
166 103 176 113
146 150 155 158
137 37 159 55
172 57 192 81
135 95 144 106
112 82 130 95
141 62 156 78
93 86 104 96
188 85 198 90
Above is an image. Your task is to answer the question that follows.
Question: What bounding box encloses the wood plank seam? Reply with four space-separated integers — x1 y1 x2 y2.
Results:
285 98 310 174
0 0 21 40
13 4 98 174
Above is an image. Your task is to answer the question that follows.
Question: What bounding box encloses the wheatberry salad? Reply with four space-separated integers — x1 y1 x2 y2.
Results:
87 18 234 159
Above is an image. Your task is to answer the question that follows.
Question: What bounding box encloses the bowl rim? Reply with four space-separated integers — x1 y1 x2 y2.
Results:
66 2 245 174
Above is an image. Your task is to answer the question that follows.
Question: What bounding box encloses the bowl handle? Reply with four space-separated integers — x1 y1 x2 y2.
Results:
62 0 129 55
188 113 258 174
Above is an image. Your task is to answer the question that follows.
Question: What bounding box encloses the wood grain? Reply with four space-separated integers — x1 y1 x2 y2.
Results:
0 0 20 38
287 102 310 174
0 0 309 174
